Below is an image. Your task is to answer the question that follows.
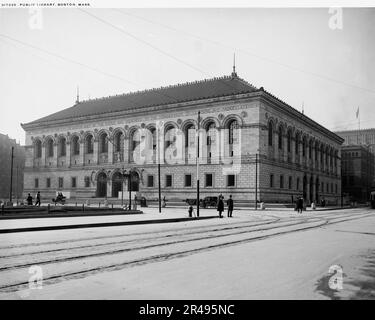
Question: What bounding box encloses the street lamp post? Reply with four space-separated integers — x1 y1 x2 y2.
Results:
9 146 14 204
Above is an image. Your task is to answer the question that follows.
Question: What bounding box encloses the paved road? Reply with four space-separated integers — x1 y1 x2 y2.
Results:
0 208 374 299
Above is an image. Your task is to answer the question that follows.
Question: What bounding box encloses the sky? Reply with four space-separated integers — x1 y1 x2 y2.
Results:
0 7 374 144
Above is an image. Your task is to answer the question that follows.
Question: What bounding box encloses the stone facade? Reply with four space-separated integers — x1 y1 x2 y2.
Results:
21 75 343 205
0 133 25 202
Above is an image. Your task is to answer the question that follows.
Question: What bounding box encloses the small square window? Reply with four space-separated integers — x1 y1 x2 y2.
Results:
71 177 77 188
227 175 235 187
205 174 213 187
165 175 172 188
34 178 39 188
58 177 64 189
270 174 274 188
46 178 51 188
280 175 284 189
84 176 90 188
184 174 192 187
147 175 154 188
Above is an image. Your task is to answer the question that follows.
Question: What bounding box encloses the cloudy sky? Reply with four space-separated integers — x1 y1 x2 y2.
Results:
0 7 374 144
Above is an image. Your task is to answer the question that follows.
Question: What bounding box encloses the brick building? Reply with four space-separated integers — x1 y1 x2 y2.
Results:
0 133 25 202
335 128 375 189
341 145 375 202
21 72 343 205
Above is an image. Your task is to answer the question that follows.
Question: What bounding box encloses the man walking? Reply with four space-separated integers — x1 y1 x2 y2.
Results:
298 196 303 214
35 191 41 207
227 195 234 217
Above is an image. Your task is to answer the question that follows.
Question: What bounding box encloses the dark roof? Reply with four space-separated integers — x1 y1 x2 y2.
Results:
25 75 258 126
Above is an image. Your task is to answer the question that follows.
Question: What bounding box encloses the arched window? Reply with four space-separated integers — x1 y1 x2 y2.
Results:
72 136 80 155
86 135 93 154
58 137 66 157
295 133 300 154
287 130 292 153
206 122 216 145
114 131 123 153
34 140 42 158
268 121 273 146
302 136 307 157
46 138 54 157
184 124 195 148
165 125 176 149
228 120 239 144
99 132 108 153
278 126 283 150
148 127 157 150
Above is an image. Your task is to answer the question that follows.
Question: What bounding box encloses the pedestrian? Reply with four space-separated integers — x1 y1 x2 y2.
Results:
133 195 137 210
188 205 194 217
162 196 166 208
35 191 41 207
227 195 234 217
26 193 33 206
298 197 304 214
217 195 224 218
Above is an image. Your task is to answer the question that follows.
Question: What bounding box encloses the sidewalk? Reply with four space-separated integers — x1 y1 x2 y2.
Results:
0 207 218 233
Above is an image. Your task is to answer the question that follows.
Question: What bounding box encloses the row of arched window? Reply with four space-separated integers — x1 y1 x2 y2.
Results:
268 120 339 170
33 119 240 162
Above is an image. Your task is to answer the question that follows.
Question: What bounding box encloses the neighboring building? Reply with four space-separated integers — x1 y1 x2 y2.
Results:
341 145 375 202
21 71 343 205
335 128 375 188
0 133 25 202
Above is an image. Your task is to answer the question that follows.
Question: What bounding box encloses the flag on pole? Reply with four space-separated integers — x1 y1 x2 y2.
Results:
356 107 359 119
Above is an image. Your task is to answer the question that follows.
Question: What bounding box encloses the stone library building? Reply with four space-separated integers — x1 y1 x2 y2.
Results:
22 70 343 205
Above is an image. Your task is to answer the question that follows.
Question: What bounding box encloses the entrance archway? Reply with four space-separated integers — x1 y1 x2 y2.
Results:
96 172 107 197
302 175 307 200
112 172 123 198
309 176 314 204
128 171 140 192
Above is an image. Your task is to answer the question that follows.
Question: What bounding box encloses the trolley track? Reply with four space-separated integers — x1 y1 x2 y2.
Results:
0 209 372 292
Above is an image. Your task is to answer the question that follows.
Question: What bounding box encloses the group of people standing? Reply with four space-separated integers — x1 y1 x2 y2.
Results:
26 191 41 206
217 194 234 218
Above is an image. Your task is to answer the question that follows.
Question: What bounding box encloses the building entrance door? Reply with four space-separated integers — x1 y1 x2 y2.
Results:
112 172 123 198
97 172 107 197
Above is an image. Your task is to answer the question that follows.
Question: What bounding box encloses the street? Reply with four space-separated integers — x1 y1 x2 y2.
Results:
0 208 374 299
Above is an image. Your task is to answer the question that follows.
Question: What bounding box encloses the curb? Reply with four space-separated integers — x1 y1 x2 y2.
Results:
0 210 143 220
0 216 217 234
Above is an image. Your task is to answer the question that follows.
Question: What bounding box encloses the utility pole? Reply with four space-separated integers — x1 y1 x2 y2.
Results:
255 153 258 210
158 127 161 213
16 165 19 204
196 111 201 217
9 146 14 204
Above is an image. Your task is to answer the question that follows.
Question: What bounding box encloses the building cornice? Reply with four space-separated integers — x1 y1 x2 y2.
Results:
259 91 344 145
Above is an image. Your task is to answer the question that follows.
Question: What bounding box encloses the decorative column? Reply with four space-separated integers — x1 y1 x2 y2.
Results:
93 138 99 165
41 143 46 167
123 136 129 164
53 142 58 167
306 176 310 204
108 138 114 164
79 140 85 165
66 141 71 167
291 138 296 163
